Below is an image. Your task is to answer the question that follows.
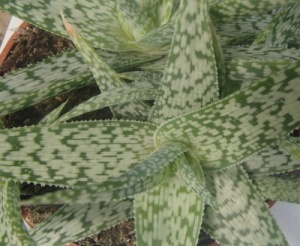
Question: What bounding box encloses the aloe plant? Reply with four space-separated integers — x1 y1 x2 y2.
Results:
0 0 300 245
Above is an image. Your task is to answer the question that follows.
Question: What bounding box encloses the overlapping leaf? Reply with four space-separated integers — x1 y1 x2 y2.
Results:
149 0 218 123
56 81 159 123
0 181 35 246
0 120 156 187
243 143 300 177
62 16 152 120
0 49 161 117
203 166 288 245
24 142 188 204
135 172 205 246
30 200 134 245
253 4 300 46
253 175 300 203
155 61 300 169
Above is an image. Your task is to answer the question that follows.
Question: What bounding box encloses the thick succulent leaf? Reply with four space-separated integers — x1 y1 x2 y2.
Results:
0 1 133 50
223 46 300 60
278 136 300 160
253 175 300 203
0 49 161 117
30 200 133 245
149 0 218 123
155 61 300 170
134 173 204 246
62 16 151 120
203 166 288 245
117 1 154 41
210 0 298 23
0 50 93 117
225 59 292 92
215 14 272 45
118 70 162 82
210 20 226 98
25 142 188 204
57 81 159 123
134 21 174 52
174 155 218 210
0 181 35 246
39 100 68 125
0 120 156 187
141 0 174 27
243 144 300 177
253 4 300 46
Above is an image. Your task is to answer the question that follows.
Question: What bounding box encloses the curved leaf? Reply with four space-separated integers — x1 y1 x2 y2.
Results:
155 61 300 170
203 166 288 245
0 120 156 187
0 181 35 246
149 0 218 123
31 200 134 245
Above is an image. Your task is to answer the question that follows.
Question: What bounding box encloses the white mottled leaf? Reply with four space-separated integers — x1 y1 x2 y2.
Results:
57 81 159 123
39 100 68 125
243 144 300 177
211 0 298 23
155 61 300 169
0 181 35 246
62 16 151 120
253 3 300 46
254 175 300 203
174 154 218 210
0 120 156 187
24 142 188 204
135 172 204 246
0 49 160 117
0 1 130 50
31 200 133 245
203 166 288 245
278 136 300 160
150 0 218 123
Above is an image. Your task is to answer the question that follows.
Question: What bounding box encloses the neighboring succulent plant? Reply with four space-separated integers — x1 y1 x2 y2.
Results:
0 0 300 245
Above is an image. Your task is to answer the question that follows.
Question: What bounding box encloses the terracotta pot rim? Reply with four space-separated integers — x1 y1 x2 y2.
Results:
0 21 29 65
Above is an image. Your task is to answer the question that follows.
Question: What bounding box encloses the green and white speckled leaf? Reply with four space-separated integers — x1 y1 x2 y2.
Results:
62 16 151 120
30 200 133 245
57 81 159 123
211 20 226 98
117 1 154 41
25 142 188 204
155 61 300 170
215 14 272 45
118 70 162 82
149 0 218 123
0 120 156 187
131 1 175 52
0 1 131 50
254 175 300 203
278 136 300 160
0 181 35 246
223 46 300 60
225 60 292 90
39 100 68 125
142 0 174 27
210 0 298 23
0 49 161 117
134 21 174 53
243 144 300 177
253 4 300 46
135 172 204 246
174 155 218 210
203 166 288 245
